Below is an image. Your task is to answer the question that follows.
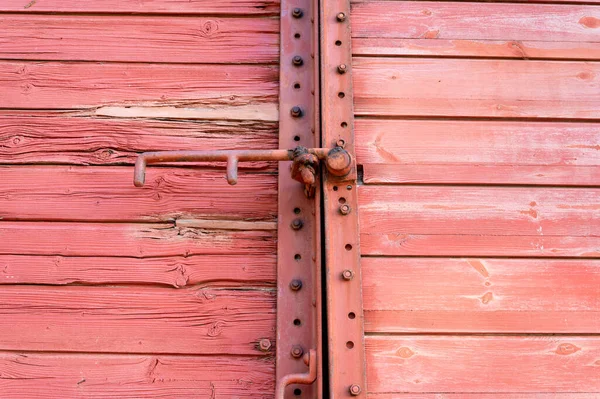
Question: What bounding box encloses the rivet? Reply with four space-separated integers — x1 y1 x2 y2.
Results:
292 55 304 66
342 269 354 281
292 8 303 18
259 339 272 352
336 139 346 148
291 106 303 118
339 204 351 215
349 384 362 396
336 12 346 22
337 64 347 74
289 279 303 291
291 345 304 358
291 218 304 230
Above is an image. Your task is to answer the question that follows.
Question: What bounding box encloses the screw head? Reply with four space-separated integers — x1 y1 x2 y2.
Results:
349 384 362 396
337 64 347 74
289 279 303 291
291 345 304 358
339 204 351 215
291 218 303 230
258 339 272 352
292 7 303 18
342 269 355 281
290 106 303 118
292 55 304 66
336 12 346 22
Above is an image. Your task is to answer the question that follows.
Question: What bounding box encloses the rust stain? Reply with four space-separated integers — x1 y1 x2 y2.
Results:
373 134 399 163
467 259 490 278
480 292 493 304
423 30 440 39
519 208 538 218
530 201 537 207
396 347 415 358
421 9 432 15
577 71 596 81
555 343 581 356
580 16 600 29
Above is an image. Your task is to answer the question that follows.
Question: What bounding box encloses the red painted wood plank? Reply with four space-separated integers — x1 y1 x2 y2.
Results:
363 257 600 333
0 254 275 287
0 15 278 64
0 0 280 14
367 336 600 393
369 394 600 398
356 119 600 185
359 186 600 256
0 285 274 355
351 2 600 59
0 352 274 398
0 114 277 165
0 166 276 222
353 58 600 119
0 61 278 109
0 222 275 257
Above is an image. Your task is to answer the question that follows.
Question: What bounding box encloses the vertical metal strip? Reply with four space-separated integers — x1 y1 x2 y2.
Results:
277 0 321 397
319 0 368 397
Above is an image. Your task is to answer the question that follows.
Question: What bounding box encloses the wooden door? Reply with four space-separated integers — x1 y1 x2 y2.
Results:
341 0 600 397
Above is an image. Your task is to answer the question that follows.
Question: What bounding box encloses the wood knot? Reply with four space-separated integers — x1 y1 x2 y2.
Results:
396 347 415 358
207 321 225 337
199 20 219 37
555 343 580 356
480 292 494 304
579 16 600 29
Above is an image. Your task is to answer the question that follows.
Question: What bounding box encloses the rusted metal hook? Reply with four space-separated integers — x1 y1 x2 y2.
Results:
276 349 317 399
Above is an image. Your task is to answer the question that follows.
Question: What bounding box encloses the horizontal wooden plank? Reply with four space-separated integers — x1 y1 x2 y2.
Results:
356 119 600 185
352 2 600 59
363 257 600 333
359 186 600 256
0 254 275 287
0 61 278 109
0 222 275 257
0 166 277 222
0 15 278 64
0 114 277 165
369 395 600 398
367 336 600 393
0 0 279 14
0 352 274 398
353 58 600 119
0 285 274 354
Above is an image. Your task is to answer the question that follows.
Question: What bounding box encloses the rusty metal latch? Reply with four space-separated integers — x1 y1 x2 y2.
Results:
133 145 352 197
276 349 317 399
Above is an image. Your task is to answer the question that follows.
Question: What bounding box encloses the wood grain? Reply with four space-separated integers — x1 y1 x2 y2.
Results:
367 336 600 393
0 61 278 109
0 285 275 355
0 254 275 287
0 222 276 257
353 58 600 119
352 2 600 59
359 185 600 256
0 0 280 14
0 15 278 64
363 257 600 333
0 166 276 222
355 119 600 185
369 395 600 399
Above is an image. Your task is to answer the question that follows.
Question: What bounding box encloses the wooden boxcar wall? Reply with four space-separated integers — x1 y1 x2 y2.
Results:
0 1 280 397
351 0 600 396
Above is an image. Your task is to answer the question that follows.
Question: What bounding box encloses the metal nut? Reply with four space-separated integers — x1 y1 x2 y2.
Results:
339 204 351 215
258 339 272 352
289 279 303 291
292 7 303 18
342 269 354 281
291 218 304 230
291 345 304 358
337 64 347 74
336 12 346 22
290 106 303 118
349 384 362 396
292 55 304 66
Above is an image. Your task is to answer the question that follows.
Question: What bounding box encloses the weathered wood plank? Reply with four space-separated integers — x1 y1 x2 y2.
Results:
0 61 278 109
0 166 276 222
351 2 600 59
359 186 600 256
363 257 600 333
0 254 275 287
356 119 600 185
0 352 274 397
0 286 275 355
0 15 278 64
0 114 278 165
369 394 600 398
367 336 600 393
353 58 600 119
0 222 275 257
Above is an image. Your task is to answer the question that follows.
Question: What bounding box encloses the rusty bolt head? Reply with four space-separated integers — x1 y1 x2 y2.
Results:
291 218 303 230
336 139 346 148
337 64 348 74
336 12 347 22
289 279 303 291
292 56 304 66
290 106 303 118
339 204 351 215
349 384 362 396
258 339 272 352
291 345 304 358
342 269 354 281
292 7 304 18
